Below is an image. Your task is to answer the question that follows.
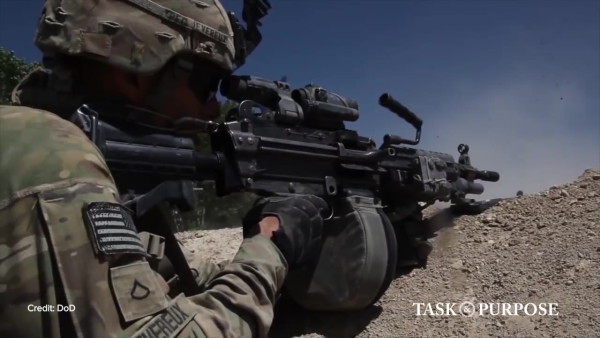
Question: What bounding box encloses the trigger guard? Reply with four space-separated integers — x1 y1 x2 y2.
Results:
323 205 334 221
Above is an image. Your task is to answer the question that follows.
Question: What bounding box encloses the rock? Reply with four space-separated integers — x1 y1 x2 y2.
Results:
450 260 464 269
560 190 569 197
592 174 600 180
566 280 574 285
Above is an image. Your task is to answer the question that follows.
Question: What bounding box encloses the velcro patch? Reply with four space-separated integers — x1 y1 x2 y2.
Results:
111 261 169 322
84 202 146 256
133 294 194 338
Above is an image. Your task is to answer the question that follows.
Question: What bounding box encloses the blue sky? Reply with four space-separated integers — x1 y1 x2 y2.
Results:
1 0 599 200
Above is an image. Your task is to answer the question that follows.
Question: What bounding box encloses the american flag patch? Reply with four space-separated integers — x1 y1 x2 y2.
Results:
84 202 146 256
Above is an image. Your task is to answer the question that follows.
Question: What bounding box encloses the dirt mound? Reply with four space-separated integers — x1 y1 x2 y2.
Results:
178 169 600 337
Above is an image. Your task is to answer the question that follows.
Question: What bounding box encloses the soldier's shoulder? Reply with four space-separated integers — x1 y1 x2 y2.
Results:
0 104 94 153
0 104 76 130
0 105 114 203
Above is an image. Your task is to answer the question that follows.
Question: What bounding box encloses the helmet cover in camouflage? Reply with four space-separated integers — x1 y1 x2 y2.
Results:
35 0 236 73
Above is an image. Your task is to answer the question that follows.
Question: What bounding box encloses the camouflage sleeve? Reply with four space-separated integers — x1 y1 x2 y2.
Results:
182 245 223 289
0 106 287 338
132 236 287 338
187 235 287 337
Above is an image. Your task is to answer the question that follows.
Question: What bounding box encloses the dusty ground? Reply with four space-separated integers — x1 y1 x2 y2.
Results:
177 169 599 338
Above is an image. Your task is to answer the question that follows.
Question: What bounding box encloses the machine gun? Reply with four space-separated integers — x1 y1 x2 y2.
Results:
216 76 499 212
71 75 500 310
75 76 499 208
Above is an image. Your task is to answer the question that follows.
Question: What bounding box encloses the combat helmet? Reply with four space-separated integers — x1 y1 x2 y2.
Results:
33 0 269 105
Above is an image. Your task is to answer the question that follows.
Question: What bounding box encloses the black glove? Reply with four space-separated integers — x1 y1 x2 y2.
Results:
243 195 330 268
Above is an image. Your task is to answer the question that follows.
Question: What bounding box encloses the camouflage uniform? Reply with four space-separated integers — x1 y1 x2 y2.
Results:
0 0 287 337
0 104 286 338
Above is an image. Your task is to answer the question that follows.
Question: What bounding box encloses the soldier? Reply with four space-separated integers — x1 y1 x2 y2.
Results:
0 0 328 337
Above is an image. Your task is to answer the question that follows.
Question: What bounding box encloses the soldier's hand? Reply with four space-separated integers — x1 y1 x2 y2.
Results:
243 195 330 268
257 216 280 239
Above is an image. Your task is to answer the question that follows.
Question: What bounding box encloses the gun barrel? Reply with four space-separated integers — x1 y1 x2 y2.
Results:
476 170 500 182
454 178 484 195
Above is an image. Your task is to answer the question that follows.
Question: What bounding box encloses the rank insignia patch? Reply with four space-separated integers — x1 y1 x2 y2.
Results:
84 202 146 256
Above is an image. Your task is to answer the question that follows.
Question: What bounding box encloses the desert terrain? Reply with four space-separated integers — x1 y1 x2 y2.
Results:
177 169 599 338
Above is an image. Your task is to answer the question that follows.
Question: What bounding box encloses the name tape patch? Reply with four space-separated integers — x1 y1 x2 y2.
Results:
84 202 146 256
133 295 194 338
